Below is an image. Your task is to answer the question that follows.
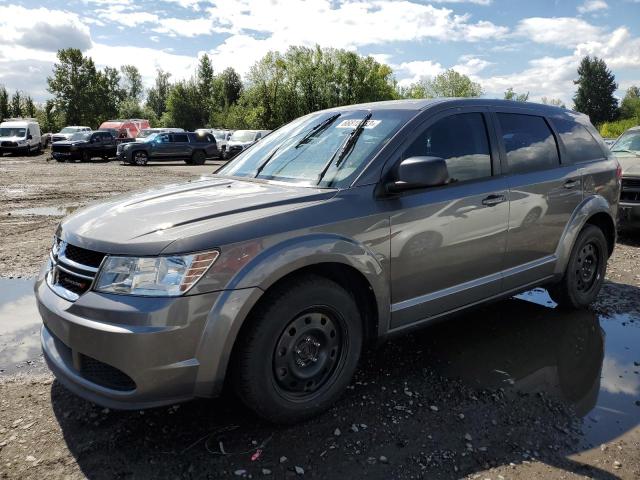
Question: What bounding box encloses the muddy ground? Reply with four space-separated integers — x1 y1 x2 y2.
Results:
0 151 639 479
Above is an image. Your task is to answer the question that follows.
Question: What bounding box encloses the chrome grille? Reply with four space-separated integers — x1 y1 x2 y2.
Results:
47 239 105 301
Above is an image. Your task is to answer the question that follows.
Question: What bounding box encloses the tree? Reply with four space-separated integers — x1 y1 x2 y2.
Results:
573 56 618 125
94 66 123 123
163 79 202 130
145 69 172 119
47 48 100 125
0 85 9 121
120 65 143 102
541 97 566 108
620 85 640 120
217 67 242 109
403 69 483 99
10 91 22 117
36 100 60 133
504 87 529 102
197 54 215 125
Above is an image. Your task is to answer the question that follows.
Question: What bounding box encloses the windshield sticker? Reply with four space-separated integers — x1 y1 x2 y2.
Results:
335 119 381 129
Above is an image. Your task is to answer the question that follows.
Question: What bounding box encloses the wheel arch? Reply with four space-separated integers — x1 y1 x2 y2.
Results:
554 195 616 275
193 235 389 398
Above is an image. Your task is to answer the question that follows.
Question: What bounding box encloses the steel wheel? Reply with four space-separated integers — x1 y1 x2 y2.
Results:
272 308 346 401
575 242 600 293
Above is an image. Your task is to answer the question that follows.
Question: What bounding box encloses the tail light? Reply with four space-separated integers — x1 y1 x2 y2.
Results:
616 162 622 180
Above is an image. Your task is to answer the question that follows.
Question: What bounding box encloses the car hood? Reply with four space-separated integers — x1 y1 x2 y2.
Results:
52 140 88 146
228 140 254 147
58 176 337 255
613 152 640 177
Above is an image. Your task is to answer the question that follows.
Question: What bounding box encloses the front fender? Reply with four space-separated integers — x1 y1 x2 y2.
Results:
193 234 390 398
554 194 615 275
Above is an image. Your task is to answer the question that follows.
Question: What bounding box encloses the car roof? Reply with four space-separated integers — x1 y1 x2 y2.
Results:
322 97 580 117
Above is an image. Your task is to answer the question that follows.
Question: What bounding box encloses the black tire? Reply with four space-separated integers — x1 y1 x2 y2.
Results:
133 151 148 166
192 150 206 165
80 150 90 162
233 274 363 424
549 225 607 309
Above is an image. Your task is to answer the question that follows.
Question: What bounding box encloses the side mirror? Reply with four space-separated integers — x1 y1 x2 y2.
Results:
386 156 449 193
27 134 33 140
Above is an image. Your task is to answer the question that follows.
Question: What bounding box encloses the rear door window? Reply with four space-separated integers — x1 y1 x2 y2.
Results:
404 112 493 183
497 114 560 174
172 133 189 143
552 118 605 163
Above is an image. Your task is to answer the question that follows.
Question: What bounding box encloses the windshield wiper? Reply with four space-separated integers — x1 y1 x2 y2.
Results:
316 112 372 185
254 114 342 178
294 113 341 149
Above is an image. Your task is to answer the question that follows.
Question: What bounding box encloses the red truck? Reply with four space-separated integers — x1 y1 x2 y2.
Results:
98 119 151 139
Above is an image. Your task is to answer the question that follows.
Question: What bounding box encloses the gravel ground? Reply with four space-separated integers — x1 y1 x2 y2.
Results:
1 151 639 479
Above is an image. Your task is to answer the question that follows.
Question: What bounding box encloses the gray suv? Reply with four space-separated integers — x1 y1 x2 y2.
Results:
35 99 620 423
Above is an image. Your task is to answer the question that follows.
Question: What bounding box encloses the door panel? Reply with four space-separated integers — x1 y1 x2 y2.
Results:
389 111 508 329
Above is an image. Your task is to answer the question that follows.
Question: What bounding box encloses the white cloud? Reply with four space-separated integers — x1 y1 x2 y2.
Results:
601 357 640 396
578 0 609 14
575 27 640 69
395 60 445 86
0 6 92 52
515 17 603 47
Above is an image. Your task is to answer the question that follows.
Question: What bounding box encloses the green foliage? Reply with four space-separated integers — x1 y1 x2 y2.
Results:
599 118 639 138
163 79 202 130
504 87 529 102
34 100 61 133
541 97 566 108
620 86 640 121
145 69 172 119
120 65 143 102
573 56 618 125
0 85 9 121
401 69 482 99
10 91 22 117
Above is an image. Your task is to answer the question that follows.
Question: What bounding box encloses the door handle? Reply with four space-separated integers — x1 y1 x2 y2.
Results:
482 194 506 207
563 179 580 189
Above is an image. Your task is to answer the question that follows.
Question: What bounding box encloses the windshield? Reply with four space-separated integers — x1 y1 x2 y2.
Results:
137 129 158 138
230 131 257 142
611 130 640 153
0 127 26 137
211 130 227 140
71 132 91 141
219 109 411 188
61 127 79 133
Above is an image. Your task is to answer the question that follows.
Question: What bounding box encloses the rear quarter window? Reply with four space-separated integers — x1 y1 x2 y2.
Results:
497 113 560 174
552 118 605 163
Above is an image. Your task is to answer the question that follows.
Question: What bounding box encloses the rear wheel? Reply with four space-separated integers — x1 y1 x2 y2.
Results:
549 225 607 309
192 150 206 165
133 151 148 166
234 275 363 424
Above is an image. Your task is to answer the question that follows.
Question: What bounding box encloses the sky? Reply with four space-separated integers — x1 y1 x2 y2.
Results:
0 0 639 106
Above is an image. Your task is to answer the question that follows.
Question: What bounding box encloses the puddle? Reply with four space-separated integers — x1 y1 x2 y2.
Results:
420 287 640 447
8 205 79 217
0 278 42 374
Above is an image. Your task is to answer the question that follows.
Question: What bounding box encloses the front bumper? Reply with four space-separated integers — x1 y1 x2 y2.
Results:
36 274 224 409
618 202 640 227
52 151 81 160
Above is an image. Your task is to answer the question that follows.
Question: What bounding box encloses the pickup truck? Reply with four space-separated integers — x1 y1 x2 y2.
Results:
51 131 117 162
118 131 218 165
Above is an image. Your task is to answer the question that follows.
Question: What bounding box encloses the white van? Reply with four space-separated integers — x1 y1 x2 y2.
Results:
0 119 42 156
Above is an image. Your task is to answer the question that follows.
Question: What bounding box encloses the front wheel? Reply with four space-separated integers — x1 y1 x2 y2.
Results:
549 225 607 309
233 275 363 424
80 151 90 162
191 150 206 165
133 151 148 166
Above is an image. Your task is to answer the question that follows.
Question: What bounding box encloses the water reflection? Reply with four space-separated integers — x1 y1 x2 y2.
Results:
419 289 640 446
0 278 42 373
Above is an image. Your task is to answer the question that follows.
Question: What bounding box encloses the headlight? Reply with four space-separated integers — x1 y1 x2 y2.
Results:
94 251 219 296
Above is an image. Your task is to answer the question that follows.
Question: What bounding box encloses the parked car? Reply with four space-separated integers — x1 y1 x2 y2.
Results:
51 126 91 143
137 128 185 139
196 128 233 157
0 119 41 155
98 119 150 139
609 125 640 227
118 131 218 165
35 99 619 424
225 129 270 159
51 130 117 162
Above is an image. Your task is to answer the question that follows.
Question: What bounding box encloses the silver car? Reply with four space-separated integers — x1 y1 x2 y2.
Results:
609 126 640 227
35 99 620 423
